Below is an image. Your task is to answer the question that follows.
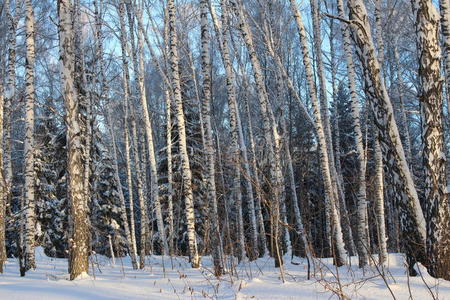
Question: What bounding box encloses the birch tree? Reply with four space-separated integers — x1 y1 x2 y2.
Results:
117 0 138 269
135 2 168 257
411 0 450 280
289 0 347 265
336 0 370 267
23 0 36 272
167 0 200 268
230 0 285 269
200 0 224 275
3 1 17 269
58 0 89 280
0 66 5 275
346 0 427 272
439 0 450 112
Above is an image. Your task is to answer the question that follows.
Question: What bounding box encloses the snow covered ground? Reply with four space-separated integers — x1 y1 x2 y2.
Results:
1 248 450 299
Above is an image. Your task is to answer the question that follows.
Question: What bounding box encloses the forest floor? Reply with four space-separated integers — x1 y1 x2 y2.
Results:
1 247 450 299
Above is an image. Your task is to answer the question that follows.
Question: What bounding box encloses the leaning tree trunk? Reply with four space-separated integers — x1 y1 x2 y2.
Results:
346 0 426 272
211 0 247 261
230 0 284 272
412 0 450 280
311 1 352 261
209 1 262 258
58 0 89 280
328 13 357 257
289 0 347 265
167 0 200 268
23 0 36 273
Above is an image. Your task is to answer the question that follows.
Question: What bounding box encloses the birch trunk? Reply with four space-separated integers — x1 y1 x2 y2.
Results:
310 2 350 256
439 0 450 113
105 108 137 269
130 109 147 268
230 0 284 270
346 0 427 270
281 116 309 257
23 0 36 272
165 90 175 255
209 1 261 259
200 0 224 275
243 86 268 256
412 0 450 280
117 0 138 269
374 135 388 264
135 5 168 256
336 0 369 266
0 69 5 274
212 0 246 261
74 0 91 251
329 15 357 257
289 0 347 265
58 0 89 280
3 1 17 260
167 0 200 268
1 0 16 274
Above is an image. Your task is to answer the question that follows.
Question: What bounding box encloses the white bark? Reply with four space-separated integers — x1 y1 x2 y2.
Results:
230 0 284 270
3 1 17 257
440 0 450 115
346 0 426 267
336 0 369 267
0 63 5 274
167 0 200 268
289 0 347 265
106 107 137 269
58 0 89 280
164 90 175 255
130 107 147 268
200 0 225 274
212 0 246 261
412 0 450 279
374 136 388 264
24 0 36 272
135 5 168 257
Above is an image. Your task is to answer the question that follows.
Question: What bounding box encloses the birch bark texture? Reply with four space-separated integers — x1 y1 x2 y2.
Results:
200 0 224 275
23 0 36 272
229 0 284 269
135 4 168 257
0 64 5 275
167 0 200 268
346 0 427 270
411 0 450 280
289 0 347 265
58 0 89 280
117 0 139 269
